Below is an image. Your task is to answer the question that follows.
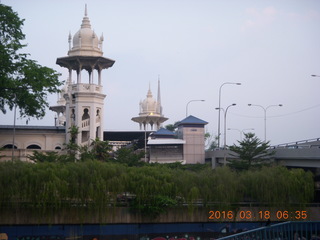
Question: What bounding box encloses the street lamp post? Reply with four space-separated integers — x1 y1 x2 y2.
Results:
228 128 254 141
241 128 254 140
228 128 242 141
248 104 282 142
0 87 30 161
186 99 205 117
224 104 236 149
144 113 153 162
217 82 241 148
144 128 147 162
215 103 236 166
12 94 17 161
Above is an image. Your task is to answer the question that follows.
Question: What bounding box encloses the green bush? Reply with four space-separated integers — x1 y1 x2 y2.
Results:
0 161 314 217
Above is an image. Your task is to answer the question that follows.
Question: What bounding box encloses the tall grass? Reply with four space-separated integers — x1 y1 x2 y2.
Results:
0 161 314 217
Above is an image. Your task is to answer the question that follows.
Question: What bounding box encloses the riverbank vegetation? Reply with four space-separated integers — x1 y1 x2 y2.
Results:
0 159 314 218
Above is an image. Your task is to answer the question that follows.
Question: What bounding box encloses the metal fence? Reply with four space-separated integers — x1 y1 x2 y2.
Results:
217 221 320 240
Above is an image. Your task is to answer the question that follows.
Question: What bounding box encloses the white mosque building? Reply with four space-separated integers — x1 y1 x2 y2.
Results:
0 6 114 160
0 6 208 164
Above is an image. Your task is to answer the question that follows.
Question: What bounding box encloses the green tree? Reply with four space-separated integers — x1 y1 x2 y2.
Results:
89 138 112 161
206 135 218 151
0 4 61 118
114 147 145 166
64 126 79 162
28 150 61 163
228 132 275 170
165 122 179 132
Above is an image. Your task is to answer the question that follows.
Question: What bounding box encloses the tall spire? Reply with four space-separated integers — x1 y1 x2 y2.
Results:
68 31 72 50
157 75 161 104
147 82 152 97
157 75 162 115
81 4 91 28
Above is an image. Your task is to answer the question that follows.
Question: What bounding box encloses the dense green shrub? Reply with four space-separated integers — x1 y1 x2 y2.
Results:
0 161 314 217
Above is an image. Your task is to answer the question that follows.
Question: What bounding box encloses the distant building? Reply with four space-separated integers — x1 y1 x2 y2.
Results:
147 115 208 164
148 128 186 164
176 115 208 164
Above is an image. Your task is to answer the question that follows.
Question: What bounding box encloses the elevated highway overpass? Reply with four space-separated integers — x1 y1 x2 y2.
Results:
206 138 320 169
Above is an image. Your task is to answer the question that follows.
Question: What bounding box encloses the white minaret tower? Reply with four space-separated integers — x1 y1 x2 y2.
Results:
131 79 168 130
56 5 115 146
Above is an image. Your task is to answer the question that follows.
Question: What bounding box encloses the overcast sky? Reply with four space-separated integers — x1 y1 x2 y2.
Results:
2 0 320 146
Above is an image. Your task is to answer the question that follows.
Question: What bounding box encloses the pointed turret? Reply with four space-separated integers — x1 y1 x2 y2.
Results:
68 31 72 51
157 77 162 115
132 81 168 130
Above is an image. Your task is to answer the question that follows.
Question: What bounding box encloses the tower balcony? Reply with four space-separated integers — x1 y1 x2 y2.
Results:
81 118 90 130
71 83 102 94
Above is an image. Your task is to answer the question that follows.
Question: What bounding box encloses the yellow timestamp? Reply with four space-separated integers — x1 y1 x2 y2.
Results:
208 210 308 221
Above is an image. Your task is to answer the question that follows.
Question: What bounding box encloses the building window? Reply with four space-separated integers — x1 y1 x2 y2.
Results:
26 144 41 150
55 146 62 150
82 108 90 120
2 144 17 149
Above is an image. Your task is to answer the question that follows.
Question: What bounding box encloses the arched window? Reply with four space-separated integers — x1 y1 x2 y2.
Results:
55 146 62 150
2 144 17 149
26 144 41 150
82 108 90 120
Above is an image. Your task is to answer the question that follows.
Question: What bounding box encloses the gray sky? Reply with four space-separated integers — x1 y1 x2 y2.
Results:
2 0 320 146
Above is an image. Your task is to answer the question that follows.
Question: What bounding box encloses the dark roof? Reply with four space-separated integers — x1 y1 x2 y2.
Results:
56 56 115 71
0 126 153 142
104 130 154 150
150 128 175 139
177 115 208 126
104 131 153 141
0 125 65 130
154 128 175 136
0 125 65 132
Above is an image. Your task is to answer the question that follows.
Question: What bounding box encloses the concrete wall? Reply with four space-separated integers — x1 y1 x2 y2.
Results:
179 126 205 164
0 127 65 150
0 127 65 161
1 206 319 224
149 144 184 163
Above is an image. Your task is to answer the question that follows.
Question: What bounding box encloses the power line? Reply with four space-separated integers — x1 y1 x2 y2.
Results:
230 104 320 119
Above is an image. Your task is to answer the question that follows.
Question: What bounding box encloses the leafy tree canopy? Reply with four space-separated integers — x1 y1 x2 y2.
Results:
228 132 275 170
88 138 113 161
0 4 61 119
206 135 218 151
114 147 145 166
164 124 176 132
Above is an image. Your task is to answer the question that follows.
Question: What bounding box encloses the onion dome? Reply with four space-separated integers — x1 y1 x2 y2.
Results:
140 87 158 115
132 82 168 130
68 5 103 57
